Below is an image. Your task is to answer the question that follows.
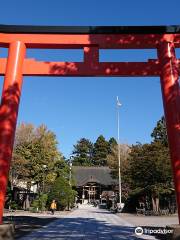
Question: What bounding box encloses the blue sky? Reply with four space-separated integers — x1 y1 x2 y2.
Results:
0 0 180 158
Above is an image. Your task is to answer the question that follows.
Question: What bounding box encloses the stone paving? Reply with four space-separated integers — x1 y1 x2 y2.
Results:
19 205 156 240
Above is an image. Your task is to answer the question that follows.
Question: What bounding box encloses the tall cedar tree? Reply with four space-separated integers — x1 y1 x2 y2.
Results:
71 138 94 166
151 116 168 147
108 137 118 153
93 135 109 166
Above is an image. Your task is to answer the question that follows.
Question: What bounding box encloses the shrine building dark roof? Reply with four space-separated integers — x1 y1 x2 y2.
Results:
72 166 118 187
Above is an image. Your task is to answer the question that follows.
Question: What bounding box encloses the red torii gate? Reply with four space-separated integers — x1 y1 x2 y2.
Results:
0 25 180 223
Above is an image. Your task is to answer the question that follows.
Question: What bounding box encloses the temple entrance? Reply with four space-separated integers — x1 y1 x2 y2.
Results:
73 166 117 204
82 183 99 204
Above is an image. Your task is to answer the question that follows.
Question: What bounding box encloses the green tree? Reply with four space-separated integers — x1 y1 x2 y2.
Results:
31 193 48 212
126 142 172 211
151 116 168 147
48 176 77 210
44 157 70 193
108 137 118 153
71 138 94 166
93 135 110 166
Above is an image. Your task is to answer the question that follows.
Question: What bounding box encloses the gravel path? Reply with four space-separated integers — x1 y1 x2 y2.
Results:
18 205 156 240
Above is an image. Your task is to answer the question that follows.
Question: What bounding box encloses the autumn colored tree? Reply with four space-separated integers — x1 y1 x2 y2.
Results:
107 144 130 178
107 144 130 200
10 123 65 193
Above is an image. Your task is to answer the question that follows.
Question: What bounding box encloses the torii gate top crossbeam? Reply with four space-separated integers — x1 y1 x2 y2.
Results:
0 25 180 49
0 24 180 34
0 25 180 77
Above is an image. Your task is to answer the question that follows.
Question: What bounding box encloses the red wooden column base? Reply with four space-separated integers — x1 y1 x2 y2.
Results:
0 41 26 223
158 42 180 223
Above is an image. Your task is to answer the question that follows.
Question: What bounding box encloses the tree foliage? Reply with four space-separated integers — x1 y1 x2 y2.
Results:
31 193 48 212
71 138 93 166
93 135 109 166
106 116 173 211
108 137 117 151
71 135 113 166
48 176 77 210
107 143 130 179
126 142 172 211
10 123 66 193
127 143 172 191
123 117 172 211
8 122 79 211
107 143 130 200
151 116 168 147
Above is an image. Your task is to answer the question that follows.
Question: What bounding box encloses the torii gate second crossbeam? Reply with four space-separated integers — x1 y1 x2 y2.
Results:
0 25 180 224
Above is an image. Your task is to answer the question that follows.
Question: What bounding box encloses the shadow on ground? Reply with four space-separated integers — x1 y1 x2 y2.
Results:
5 216 155 240
3 216 58 239
3 215 173 239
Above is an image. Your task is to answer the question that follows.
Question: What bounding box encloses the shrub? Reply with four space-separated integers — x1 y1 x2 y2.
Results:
31 193 48 212
48 176 77 210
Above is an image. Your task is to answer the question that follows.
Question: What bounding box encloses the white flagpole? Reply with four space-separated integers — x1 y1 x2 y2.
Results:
116 96 122 207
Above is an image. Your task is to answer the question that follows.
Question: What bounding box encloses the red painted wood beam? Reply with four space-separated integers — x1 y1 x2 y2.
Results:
0 58 179 77
0 33 180 48
0 58 163 76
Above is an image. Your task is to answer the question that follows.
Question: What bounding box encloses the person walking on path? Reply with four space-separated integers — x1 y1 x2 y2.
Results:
50 200 57 215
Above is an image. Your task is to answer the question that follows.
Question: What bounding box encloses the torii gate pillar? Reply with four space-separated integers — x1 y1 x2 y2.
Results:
0 41 26 222
158 42 180 221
